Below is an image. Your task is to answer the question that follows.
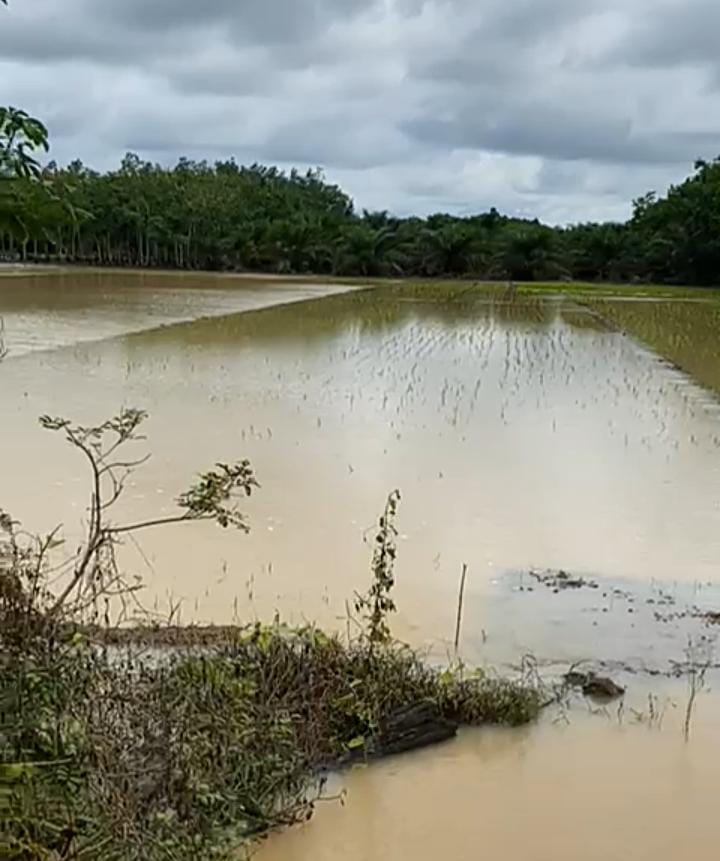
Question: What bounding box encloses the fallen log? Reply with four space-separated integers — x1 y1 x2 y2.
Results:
374 701 458 757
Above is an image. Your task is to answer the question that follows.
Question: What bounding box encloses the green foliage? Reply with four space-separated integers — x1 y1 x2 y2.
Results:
630 157 720 284
3 142 720 284
0 106 53 248
177 462 258 530
0 108 49 180
355 490 401 646
3 157 355 268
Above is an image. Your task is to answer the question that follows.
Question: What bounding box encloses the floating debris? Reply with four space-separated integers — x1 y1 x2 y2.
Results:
529 569 599 592
564 670 625 701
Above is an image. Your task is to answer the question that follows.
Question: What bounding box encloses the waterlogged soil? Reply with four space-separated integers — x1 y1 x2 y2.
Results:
3 274 720 860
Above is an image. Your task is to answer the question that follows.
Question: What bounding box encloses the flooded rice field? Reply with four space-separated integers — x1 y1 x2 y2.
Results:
0 268 356 356
591 294 720 395
3 272 720 859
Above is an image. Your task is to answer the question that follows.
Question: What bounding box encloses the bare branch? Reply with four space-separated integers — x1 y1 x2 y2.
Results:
34 408 257 620
108 513 208 535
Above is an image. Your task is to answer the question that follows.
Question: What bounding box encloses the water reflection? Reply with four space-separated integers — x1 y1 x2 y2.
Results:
2 278 720 660
0 269 356 355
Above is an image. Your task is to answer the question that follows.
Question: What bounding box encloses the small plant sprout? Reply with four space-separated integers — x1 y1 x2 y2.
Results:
355 490 401 647
683 636 714 742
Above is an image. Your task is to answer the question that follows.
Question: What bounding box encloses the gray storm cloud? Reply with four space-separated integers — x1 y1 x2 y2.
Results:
1 0 716 223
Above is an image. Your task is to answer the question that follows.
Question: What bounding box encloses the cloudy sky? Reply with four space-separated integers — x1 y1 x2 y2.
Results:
1 0 717 223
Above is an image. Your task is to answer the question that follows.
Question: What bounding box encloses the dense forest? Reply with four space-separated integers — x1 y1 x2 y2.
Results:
2 107 720 284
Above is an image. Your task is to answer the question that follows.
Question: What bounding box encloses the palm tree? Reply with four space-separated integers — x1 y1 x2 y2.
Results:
335 223 404 276
417 222 479 276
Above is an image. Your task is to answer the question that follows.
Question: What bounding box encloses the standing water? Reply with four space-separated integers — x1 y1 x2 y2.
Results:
2 273 720 860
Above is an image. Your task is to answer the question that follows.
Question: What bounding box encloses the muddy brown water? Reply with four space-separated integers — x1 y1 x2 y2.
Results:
0 268 357 356
260 709 720 861
3 272 720 859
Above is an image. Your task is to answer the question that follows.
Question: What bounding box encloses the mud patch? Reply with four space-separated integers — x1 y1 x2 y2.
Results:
528 569 599 592
470 570 720 685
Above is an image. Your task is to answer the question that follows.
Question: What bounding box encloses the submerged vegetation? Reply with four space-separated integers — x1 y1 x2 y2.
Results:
1 410 541 860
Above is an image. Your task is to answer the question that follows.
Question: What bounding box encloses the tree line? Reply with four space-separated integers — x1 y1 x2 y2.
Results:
3 108 720 284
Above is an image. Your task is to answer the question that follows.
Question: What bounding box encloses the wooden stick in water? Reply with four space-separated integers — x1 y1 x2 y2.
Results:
454 563 468 652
